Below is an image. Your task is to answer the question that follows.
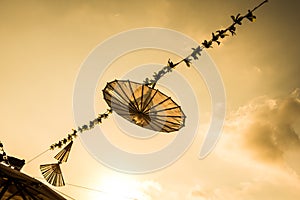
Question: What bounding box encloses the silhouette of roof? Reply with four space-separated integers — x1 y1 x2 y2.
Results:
0 163 66 200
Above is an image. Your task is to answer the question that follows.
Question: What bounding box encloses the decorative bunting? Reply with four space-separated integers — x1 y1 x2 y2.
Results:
40 163 65 187
49 109 112 151
39 0 268 187
143 0 268 86
54 141 73 163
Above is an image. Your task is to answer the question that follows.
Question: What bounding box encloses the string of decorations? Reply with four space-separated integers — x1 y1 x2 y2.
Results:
38 0 269 187
49 109 112 150
144 0 269 88
39 109 112 187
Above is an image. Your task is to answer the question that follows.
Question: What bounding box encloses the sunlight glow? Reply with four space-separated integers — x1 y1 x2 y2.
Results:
89 174 147 200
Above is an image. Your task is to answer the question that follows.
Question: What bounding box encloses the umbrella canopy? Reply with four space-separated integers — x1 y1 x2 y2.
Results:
103 80 186 132
0 163 66 200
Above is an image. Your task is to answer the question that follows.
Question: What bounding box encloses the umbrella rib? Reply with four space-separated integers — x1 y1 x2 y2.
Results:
106 84 137 111
112 112 174 132
149 118 176 132
145 118 157 131
154 120 175 130
140 84 144 111
113 106 136 115
116 81 138 110
141 87 154 111
140 115 154 129
139 117 165 132
112 104 132 112
154 117 182 126
108 95 135 112
104 92 124 107
148 106 179 113
149 114 184 118
148 120 166 132
144 97 171 113
128 80 140 111
107 84 128 104
141 89 158 112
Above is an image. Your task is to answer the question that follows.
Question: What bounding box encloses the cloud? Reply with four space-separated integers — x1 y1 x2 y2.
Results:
188 178 300 200
181 89 300 200
224 88 300 172
135 180 163 200
187 184 210 200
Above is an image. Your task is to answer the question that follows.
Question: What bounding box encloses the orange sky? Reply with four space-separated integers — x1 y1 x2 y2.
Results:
1 0 300 199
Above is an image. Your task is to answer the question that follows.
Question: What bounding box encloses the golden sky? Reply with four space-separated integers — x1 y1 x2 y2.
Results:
1 0 300 199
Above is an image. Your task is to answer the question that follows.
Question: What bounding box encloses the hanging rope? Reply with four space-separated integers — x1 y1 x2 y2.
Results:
144 0 269 87
51 187 76 200
66 183 137 200
34 177 138 200
25 109 112 166
26 149 49 165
